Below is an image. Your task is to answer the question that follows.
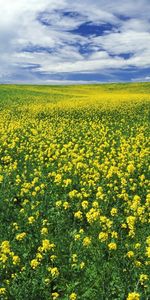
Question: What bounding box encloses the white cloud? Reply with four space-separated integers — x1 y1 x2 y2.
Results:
0 0 150 82
131 76 150 82
93 0 150 19
92 30 150 55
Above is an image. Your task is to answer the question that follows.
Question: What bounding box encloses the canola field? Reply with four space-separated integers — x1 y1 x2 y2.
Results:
0 83 150 300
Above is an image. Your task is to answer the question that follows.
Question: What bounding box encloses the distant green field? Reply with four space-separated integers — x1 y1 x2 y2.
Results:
0 83 150 300
0 82 150 106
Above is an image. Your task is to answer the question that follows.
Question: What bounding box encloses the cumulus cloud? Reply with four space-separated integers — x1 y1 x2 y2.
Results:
0 0 150 83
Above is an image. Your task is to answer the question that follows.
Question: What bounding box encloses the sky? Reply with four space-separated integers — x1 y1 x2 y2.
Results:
0 0 150 84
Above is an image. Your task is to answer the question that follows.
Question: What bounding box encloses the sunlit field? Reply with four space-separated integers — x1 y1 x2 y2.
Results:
0 83 150 300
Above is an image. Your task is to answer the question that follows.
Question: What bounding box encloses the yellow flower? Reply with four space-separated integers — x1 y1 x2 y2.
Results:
126 292 140 300
16 232 26 241
80 262 85 269
110 208 118 216
63 178 72 187
41 227 48 235
52 292 59 299
139 274 148 285
134 243 141 249
92 201 99 208
44 278 50 285
86 208 100 224
134 260 142 267
121 223 127 229
0 254 8 263
126 216 136 230
72 254 78 263
22 199 29 206
1 241 11 254
30 259 39 269
81 201 88 209
146 194 150 207
126 216 136 237
32 191 36 197
63 201 70 210
146 236 150 245
127 251 134 258
145 246 150 258
55 201 62 207
69 292 77 300
12 255 20 265
42 239 55 252
127 164 135 174
69 190 77 199
74 234 80 241
99 232 108 242
42 219 48 226
74 211 83 220
133 195 141 202
49 267 59 277
0 175 4 183
28 216 35 224
36 253 43 261
35 186 40 192
50 255 57 262
54 174 62 184
111 231 118 239
83 237 91 247
108 242 117 250
12 222 19 230
11 273 17 279
0 288 6 295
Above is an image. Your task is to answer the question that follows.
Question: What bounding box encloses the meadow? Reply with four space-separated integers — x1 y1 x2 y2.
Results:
0 83 150 300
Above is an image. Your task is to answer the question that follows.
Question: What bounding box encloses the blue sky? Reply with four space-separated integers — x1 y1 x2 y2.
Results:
0 0 150 84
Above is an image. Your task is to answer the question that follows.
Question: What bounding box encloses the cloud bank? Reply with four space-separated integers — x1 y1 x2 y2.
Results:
0 0 150 83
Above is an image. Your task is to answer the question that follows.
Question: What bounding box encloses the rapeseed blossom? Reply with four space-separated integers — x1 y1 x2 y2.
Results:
0 84 149 299
126 292 140 300
99 232 108 242
16 232 26 241
69 293 77 300
108 242 117 250
83 237 91 247
30 259 39 269
52 292 59 299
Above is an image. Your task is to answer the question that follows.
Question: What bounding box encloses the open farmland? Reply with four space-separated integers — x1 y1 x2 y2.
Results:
0 83 150 300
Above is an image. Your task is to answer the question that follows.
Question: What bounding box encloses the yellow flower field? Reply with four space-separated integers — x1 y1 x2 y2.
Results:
0 83 150 299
